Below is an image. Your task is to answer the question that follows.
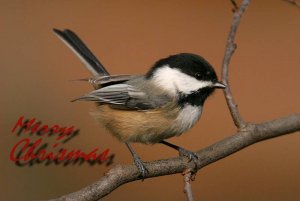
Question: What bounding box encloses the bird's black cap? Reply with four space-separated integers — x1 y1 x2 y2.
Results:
146 53 218 83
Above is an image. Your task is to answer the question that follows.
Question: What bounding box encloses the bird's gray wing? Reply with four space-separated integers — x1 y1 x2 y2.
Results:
79 75 140 88
72 83 169 110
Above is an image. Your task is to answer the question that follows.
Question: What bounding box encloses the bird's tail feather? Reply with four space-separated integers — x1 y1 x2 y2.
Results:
53 28 109 76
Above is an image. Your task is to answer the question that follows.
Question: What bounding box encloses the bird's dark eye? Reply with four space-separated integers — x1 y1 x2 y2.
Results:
195 72 202 79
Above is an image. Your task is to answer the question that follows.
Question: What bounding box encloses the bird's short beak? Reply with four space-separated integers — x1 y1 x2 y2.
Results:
214 82 227 89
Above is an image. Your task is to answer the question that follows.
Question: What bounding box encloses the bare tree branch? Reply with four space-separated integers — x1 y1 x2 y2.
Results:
221 0 250 129
46 113 300 201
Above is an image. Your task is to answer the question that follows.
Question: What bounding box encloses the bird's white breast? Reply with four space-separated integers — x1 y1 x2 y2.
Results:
172 104 202 135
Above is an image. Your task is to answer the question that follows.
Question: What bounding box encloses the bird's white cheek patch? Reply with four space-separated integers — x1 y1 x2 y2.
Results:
152 65 213 95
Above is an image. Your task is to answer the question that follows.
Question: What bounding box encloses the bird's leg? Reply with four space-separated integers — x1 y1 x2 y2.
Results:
125 142 147 179
160 140 198 162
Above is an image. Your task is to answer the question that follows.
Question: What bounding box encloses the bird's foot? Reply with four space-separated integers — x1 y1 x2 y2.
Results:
125 142 148 179
177 147 198 162
178 147 199 172
132 153 147 179
160 141 198 171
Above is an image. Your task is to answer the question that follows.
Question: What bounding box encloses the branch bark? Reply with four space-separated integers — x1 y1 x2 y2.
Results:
46 113 300 201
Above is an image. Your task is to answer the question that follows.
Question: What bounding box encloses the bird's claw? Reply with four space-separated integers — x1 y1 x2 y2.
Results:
178 147 198 162
132 154 147 179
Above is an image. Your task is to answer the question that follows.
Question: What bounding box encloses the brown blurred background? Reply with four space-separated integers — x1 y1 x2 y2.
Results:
1 0 300 200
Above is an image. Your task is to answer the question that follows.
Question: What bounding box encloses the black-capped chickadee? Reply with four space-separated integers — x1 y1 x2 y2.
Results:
53 29 226 178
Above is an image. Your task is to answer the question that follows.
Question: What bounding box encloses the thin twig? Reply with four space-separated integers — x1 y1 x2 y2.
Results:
221 0 250 129
230 0 239 12
179 0 250 198
183 169 195 201
283 0 300 7
178 0 249 198
45 113 300 201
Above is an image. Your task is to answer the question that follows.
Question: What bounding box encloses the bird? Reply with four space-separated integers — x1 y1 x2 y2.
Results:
53 28 226 178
